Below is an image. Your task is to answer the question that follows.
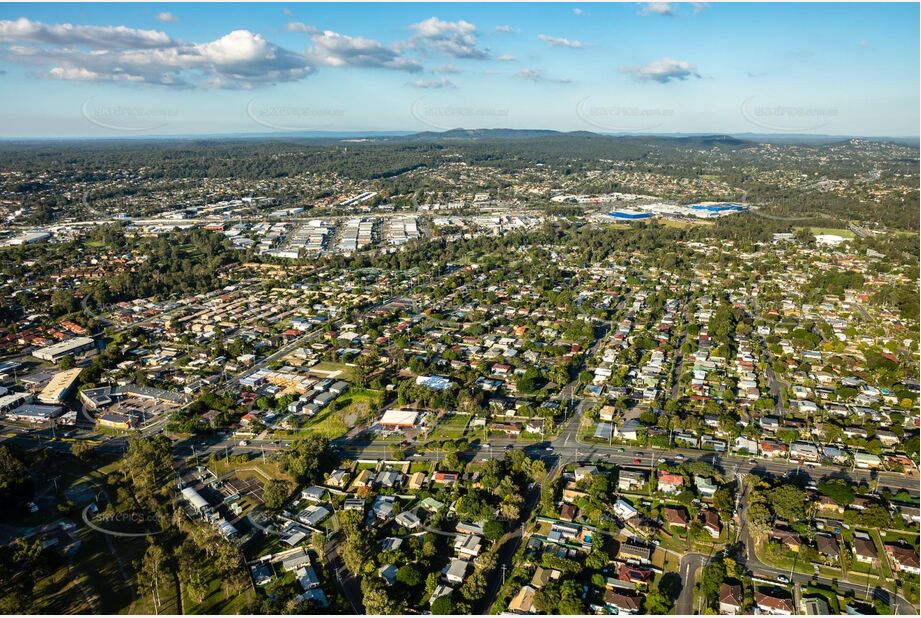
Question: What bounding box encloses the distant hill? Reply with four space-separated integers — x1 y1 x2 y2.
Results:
402 128 750 146
396 128 919 148
404 128 597 140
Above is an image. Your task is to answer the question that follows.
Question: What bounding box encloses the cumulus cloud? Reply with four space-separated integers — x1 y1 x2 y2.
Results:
155 12 177 23
409 77 454 89
516 68 571 83
538 34 585 49
639 2 674 16
0 20 315 88
408 17 489 59
0 17 172 48
305 28 421 71
620 57 699 83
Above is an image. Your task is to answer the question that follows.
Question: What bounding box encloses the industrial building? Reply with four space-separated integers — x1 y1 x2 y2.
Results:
607 209 653 221
6 403 64 423
37 368 83 404
33 337 95 363
377 408 422 429
181 486 212 514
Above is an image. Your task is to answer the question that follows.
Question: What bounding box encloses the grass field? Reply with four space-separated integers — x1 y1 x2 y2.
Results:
307 361 355 381
804 226 856 238
209 457 293 484
427 413 471 441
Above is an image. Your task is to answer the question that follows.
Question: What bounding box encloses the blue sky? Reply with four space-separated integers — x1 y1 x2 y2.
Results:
0 2 917 137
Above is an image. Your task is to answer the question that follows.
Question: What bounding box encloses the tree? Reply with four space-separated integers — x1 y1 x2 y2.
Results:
262 479 290 511
71 440 96 462
483 519 505 542
431 595 455 615
558 579 585 614
645 590 673 614
136 540 168 611
816 479 854 507
767 484 806 522
396 564 422 588
279 435 329 483
713 488 733 515
698 560 727 609
362 577 401 614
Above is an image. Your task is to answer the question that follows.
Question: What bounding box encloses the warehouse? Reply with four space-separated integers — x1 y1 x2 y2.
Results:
37 368 83 404
377 408 422 429
607 209 653 220
33 337 95 363
0 392 33 414
6 403 64 423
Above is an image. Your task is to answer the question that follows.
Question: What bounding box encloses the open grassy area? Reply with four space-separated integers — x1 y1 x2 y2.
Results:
208 456 292 484
803 226 856 238
293 387 382 439
307 361 355 381
427 413 471 441
182 569 252 615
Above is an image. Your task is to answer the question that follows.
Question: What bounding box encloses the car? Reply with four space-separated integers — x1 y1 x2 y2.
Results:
634 451 644 457
617 448 625 453
506 444 514 450
776 575 790 584
674 454 685 461
412 453 423 458
482 444 491 449
239 440 249 446
749 459 757 465
632 458 642 465
545 447 553 452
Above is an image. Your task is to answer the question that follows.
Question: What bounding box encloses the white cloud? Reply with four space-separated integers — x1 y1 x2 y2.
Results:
494 25 514 33
620 57 699 83
2 23 315 88
408 17 489 59
538 34 585 49
516 68 571 83
409 77 455 89
692 3 709 14
640 3 674 16
0 17 172 48
496 54 515 62
573 8 586 16
304 28 421 71
285 21 317 34
155 12 177 23
432 64 461 74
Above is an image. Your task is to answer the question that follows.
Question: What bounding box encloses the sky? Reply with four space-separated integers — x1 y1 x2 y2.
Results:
0 2 918 138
